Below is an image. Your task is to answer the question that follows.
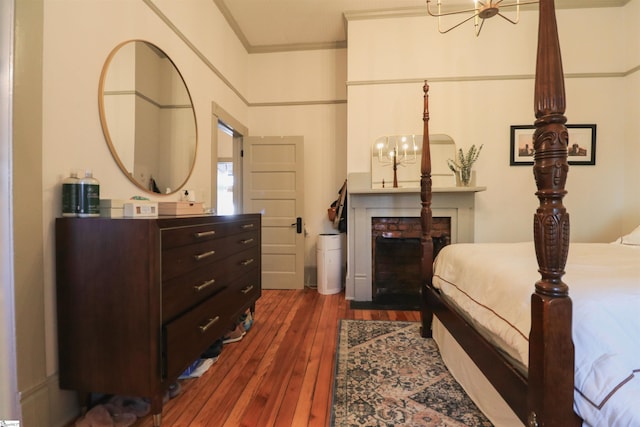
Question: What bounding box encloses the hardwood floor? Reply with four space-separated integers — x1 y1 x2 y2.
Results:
132 288 420 426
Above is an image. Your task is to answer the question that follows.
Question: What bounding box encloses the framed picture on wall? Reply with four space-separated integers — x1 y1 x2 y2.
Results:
566 124 597 165
510 125 536 165
509 124 597 166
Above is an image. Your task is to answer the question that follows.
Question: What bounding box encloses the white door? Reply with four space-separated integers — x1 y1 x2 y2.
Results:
243 136 304 289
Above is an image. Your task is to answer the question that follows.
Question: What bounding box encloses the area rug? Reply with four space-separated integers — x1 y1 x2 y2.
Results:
330 320 492 427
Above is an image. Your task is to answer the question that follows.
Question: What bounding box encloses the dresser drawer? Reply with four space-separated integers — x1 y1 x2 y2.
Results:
224 268 262 318
162 246 260 322
162 230 259 281
162 264 226 323
163 289 234 381
161 218 259 250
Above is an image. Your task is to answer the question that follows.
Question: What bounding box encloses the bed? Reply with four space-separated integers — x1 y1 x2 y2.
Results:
431 240 640 426
418 1 640 426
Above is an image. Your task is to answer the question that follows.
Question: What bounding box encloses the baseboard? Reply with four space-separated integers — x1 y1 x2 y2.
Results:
20 373 79 427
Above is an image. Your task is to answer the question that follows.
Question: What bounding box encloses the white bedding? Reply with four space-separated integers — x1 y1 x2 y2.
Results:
432 242 640 427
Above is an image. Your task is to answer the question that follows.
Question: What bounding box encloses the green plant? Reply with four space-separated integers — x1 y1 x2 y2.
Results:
447 144 483 186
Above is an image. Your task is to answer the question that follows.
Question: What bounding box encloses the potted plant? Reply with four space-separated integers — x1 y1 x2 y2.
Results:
447 144 483 186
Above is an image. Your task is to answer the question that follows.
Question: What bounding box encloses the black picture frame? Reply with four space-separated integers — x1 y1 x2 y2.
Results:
510 124 597 166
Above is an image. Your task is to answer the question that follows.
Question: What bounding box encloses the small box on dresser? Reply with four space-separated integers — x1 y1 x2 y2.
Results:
158 201 203 216
55 214 261 426
123 201 158 218
99 199 125 218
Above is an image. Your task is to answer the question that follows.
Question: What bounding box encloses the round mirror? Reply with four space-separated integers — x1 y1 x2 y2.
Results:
98 40 197 194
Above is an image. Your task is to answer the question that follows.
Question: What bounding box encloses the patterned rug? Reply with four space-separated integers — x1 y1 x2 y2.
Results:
330 320 492 427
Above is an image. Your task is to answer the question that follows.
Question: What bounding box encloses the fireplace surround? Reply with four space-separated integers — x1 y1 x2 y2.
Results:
346 172 485 301
372 217 450 302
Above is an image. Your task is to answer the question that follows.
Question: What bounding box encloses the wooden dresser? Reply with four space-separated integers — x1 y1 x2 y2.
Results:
55 214 261 426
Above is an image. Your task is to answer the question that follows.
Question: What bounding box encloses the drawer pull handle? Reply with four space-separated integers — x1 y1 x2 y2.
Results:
199 316 220 333
240 238 254 244
241 223 255 229
194 250 215 261
194 279 216 292
240 258 254 266
195 230 216 238
241 285 254 294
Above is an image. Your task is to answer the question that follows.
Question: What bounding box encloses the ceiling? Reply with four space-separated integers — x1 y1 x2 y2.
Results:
213 0 630 53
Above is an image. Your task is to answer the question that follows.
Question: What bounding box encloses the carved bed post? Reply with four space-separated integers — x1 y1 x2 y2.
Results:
420 81 434 338
528 0 579 425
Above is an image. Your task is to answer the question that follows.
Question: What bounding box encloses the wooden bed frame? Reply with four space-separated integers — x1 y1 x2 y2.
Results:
419 1 581 426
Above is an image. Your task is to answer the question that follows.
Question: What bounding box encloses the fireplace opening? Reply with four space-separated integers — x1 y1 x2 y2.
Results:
371 217 450 304
373 236 421 302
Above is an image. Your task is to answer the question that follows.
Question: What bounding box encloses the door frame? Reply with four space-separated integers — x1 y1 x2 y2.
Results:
211 102 247 212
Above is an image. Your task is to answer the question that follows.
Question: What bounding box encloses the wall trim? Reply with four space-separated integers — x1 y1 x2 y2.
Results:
212 101 248 136
146 0 348 108
145 0 638 107
626 64 640 76
144 0 250 106
213 0 346 53
250 99 347 107
347 69 634 87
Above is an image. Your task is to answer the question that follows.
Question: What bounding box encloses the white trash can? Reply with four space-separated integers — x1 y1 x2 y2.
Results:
317 233 342 295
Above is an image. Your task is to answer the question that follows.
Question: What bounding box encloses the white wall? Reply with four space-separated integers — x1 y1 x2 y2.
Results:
346 5 639 243
247 49 348 280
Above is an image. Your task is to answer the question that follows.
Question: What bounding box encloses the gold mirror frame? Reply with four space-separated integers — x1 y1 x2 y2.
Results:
98 40 197 195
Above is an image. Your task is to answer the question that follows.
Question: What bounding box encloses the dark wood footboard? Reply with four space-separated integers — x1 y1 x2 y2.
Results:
424 285 529 423
419 1 582 425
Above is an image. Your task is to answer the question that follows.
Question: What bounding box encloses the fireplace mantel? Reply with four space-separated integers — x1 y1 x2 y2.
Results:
346 172 485 301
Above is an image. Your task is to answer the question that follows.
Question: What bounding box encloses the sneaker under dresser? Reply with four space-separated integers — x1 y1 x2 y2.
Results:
55 214 262 426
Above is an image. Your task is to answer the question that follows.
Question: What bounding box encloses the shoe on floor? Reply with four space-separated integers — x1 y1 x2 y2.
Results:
201 338 223 358
222 324 244 344
75 403 137 427
241 311 253 332
163 382 182 404
108 395 150 417
169 382 181 398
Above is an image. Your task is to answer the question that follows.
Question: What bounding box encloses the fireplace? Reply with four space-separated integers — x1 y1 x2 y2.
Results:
346 172 484 301
371 217 450 302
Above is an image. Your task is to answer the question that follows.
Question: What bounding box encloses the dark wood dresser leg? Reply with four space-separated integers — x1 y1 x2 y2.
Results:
150 394 163 426
77 391 91 415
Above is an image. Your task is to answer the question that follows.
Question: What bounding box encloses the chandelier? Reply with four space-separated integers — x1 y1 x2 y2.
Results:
426 0 538 36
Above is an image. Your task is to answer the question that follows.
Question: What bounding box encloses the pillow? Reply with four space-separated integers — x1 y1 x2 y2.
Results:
619 224 640 246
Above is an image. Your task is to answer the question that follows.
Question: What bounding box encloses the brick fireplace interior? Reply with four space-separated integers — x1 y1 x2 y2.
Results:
371 217 450 303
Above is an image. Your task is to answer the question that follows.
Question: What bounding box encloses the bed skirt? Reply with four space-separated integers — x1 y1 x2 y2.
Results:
432 318 523 427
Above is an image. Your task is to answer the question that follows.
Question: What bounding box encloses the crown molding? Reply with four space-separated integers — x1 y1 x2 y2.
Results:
249 41 347 54
214 0 631 54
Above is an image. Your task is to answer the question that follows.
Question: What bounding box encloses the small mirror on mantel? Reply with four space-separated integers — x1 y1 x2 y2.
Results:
371 134 456 189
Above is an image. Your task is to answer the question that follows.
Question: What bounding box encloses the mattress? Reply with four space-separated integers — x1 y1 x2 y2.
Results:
432 242 640 426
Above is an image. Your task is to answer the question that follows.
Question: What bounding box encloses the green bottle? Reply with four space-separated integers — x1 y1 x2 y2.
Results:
61 170 79 217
